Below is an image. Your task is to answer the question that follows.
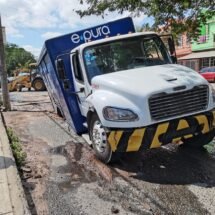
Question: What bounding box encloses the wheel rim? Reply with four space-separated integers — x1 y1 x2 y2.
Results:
92 120 107 153
35 81 42 90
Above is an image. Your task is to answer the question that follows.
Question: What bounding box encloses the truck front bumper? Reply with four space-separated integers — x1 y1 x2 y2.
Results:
107 110 215 152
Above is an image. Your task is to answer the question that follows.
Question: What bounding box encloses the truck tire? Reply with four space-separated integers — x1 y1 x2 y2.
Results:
17 85 22 92
89 113 120 163
32 78 46 91
182 130 215 148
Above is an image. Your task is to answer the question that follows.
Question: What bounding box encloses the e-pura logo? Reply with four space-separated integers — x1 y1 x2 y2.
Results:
71 25 110 43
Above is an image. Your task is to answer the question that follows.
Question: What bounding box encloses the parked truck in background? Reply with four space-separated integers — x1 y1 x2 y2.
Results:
38 17 215 163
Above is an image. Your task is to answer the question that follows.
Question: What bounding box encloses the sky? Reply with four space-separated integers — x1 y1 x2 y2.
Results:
0 0 153 57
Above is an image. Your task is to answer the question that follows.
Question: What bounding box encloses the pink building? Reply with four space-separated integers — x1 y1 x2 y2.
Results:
175 33 192 58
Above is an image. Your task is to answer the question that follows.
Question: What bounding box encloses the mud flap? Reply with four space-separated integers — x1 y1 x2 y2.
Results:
107 110 215 153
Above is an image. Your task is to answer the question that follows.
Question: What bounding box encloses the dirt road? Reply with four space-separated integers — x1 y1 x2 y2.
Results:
2 90 215 215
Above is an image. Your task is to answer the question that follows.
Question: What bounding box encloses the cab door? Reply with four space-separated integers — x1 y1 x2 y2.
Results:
55 54 87 134
71 53 89 117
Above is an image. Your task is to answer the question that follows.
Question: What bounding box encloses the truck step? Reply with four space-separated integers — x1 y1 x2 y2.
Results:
83 122 88 128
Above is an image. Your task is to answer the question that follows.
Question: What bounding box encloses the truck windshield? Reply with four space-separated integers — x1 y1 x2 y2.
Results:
83 35 172 83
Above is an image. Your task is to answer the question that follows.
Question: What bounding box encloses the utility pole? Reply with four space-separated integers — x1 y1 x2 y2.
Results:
0 15 11 111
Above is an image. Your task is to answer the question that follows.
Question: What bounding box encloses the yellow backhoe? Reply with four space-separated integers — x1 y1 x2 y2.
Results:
7 63 46 92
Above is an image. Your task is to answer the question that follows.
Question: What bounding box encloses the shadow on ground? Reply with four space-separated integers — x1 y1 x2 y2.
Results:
0 156 15 169
112 144 215 187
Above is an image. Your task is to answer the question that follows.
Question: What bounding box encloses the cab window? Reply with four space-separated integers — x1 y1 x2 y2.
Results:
72 54 84 82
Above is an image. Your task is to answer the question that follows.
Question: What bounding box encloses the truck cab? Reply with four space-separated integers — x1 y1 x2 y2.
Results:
38 18 215 163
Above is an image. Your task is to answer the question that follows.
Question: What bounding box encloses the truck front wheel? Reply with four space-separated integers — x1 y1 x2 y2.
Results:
32 78 46 91
17 85 22 92
89 114 119 163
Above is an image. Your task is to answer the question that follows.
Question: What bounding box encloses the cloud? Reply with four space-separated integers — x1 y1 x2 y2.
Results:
0 0 61 36
22 45 41 57
1 14 24 38
41 31 62 40
0 0 147 38
5 26 24 38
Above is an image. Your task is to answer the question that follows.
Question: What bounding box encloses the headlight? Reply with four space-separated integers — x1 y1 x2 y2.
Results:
103 107 138 121
210 84 215 103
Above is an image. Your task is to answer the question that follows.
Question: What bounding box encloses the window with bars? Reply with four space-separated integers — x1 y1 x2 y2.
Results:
202 58 210 67
185 60 196 70
186 35 191 46
211 57 215 67
177 34 183 47
202 57 215 68
197 35 209 43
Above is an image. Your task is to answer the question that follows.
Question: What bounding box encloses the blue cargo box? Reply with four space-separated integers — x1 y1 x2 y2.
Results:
37 17 135 134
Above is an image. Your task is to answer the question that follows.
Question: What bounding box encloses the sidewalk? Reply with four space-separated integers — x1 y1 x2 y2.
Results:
0 113 30 215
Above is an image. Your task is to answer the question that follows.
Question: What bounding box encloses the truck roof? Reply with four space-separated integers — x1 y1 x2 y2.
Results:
74 31 158 52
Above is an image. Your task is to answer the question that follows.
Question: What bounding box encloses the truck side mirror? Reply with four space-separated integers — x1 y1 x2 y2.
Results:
168 38 177 64
168 38 174 55
171 55 177 64
56 59 66 80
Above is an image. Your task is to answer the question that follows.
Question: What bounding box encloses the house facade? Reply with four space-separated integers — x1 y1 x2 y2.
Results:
178 16 215 71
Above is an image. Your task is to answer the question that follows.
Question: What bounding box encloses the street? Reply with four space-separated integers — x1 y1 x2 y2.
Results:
2 90 215 215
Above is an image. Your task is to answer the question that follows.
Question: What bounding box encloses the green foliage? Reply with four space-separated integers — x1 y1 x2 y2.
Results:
136 23 157 32
77 0 215 38
204 141 215 154
6 128 27 167
5 43 36 76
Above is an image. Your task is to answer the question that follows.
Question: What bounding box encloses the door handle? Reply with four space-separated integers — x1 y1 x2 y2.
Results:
68 87 85 95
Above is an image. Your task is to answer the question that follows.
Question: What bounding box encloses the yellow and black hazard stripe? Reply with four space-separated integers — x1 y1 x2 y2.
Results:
107 110 215 152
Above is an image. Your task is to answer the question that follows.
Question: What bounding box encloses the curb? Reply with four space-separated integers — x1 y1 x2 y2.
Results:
0 112 30 215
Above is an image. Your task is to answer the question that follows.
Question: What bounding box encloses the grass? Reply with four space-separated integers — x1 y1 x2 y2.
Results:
204 140 215 154
6 127 27 167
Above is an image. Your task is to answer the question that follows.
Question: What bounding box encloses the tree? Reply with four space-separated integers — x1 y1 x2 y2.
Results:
5 43 36 76
136 23 157 32
77 0 215 38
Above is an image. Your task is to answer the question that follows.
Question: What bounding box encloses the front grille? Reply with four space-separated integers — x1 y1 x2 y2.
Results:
149 85 209 120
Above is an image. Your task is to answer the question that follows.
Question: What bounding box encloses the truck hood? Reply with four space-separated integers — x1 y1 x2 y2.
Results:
92 64 208 96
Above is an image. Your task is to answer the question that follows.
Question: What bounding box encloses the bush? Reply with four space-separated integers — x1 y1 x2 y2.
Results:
204 140 215 154
6 128 27 167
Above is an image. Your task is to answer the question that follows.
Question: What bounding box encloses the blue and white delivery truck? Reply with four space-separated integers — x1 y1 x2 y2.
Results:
38 17 215 163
